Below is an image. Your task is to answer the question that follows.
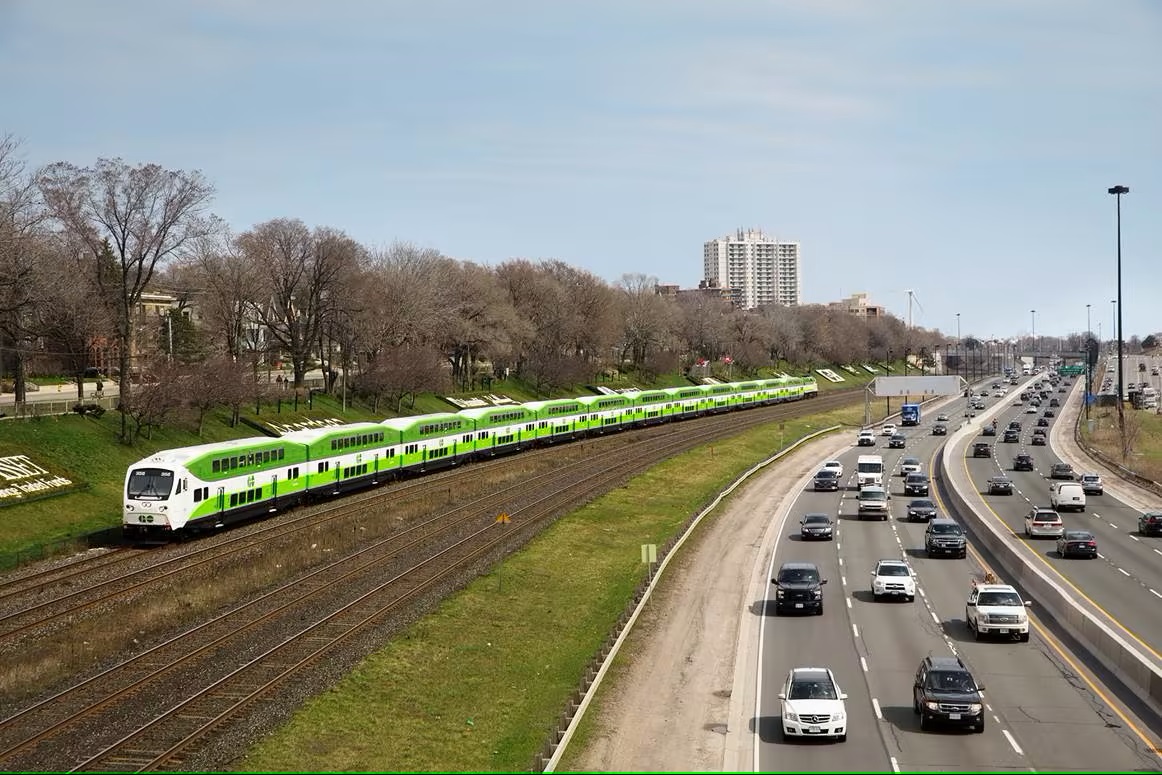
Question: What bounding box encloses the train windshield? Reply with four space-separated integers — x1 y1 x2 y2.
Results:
127 468 174 499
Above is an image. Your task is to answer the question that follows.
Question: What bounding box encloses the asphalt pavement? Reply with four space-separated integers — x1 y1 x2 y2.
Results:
753 377 1162 771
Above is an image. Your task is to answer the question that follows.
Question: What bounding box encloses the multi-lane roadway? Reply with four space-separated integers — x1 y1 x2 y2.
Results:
753 375 1162 771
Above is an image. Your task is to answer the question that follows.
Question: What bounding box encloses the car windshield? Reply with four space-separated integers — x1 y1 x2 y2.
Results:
930 523 961 535
977 591 1023 607
1063 531 1093 541
789 677 837 700
816 470 838 479
861 491 887 501
903 458 919 466
910 500 934 509
803 515 829 525
877 564 909 576
929 671 976 692
779 568 820 583
1033 513 1059 523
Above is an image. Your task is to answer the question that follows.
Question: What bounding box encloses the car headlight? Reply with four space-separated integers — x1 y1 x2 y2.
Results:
784 711 799 722
832 709 846 722
776 589 785 599
925 701 940 711
813 589 822 598
969 703 982 713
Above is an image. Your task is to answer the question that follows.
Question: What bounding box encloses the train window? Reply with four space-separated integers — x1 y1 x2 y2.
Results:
229 493 238 507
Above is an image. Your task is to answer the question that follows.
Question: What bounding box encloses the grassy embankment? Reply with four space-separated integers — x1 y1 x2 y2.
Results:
1078 404 1162 483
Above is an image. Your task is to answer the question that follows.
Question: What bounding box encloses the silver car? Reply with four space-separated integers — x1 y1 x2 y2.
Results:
1024 507 1064 538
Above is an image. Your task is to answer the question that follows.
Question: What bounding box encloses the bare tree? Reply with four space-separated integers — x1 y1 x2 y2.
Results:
0 135 53 402
174 226 261 360
436 260 521 390
617 273 675 368
238 219 361 388
38 158 215 441
357 345 449 413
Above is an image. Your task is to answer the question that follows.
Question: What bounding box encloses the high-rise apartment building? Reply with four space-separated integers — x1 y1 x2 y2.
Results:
702 228 801 309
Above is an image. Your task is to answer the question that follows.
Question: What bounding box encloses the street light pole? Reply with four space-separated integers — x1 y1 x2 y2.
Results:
1086 303 1092 423
1109 184 1129 459
1030 309 1036 370
956 313 961 379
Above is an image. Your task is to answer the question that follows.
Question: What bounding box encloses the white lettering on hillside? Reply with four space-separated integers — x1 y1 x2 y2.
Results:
0 455 51 481
0 455 75 501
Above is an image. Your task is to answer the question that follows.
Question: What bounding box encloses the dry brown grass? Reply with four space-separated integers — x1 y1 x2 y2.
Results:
1078 405 1162 484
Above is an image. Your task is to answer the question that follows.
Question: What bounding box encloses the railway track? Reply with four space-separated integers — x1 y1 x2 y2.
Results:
0 389 859 771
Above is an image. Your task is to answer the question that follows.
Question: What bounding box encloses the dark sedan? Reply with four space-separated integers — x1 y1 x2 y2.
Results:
906 499 938 522
1140 512 1162 536
1031 435 1047 446
1057 530 1098 559
932 424 948 436
1013 454 1035 471
987 476 1014 495
888 433 907 449
800 513 835 540
981 425 997 437
973 442 991 458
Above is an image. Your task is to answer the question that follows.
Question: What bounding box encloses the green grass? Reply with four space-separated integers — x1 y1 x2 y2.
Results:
234 403 868 773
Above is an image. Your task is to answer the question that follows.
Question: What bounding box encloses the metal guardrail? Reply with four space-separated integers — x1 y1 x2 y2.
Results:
1072 415 1162 499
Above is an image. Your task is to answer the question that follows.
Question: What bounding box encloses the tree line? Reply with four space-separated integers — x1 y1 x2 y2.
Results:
1 135 1120 441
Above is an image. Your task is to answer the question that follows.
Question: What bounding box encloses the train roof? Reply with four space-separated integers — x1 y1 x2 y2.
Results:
457 405 534 419
280 422 386 443
129 436 282 467
381 412 464 430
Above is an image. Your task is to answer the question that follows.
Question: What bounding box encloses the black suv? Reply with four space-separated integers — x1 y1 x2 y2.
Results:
925 518 967 558
1140 512 1162 536
1002 429 1020 443
889 433 907 449
1013 454 1035 472
771 562 827 615
972 442 991 458
914 655 985 733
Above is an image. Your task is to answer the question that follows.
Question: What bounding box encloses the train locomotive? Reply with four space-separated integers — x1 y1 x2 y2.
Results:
123 375 818 540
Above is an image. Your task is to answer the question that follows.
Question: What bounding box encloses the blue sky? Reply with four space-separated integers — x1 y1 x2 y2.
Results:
3 0 1159 341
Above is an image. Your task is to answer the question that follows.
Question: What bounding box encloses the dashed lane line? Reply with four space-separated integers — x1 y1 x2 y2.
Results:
872 697 883 720
852 623 860 639
1003 729 1025 756
860 656 868 672
1118 567 1131 577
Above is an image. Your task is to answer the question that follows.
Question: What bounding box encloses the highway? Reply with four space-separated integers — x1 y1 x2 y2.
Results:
959 369 1162 667
755 380 1162 772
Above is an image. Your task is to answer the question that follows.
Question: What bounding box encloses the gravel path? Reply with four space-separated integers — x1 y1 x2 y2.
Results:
564 432 853 772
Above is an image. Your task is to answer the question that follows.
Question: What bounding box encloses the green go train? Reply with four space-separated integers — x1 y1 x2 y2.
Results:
123 375 818 540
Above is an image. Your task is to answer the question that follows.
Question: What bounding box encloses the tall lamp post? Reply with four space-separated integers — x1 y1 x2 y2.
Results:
1086 303 1092 422
1030 309 1036 370
955 313 961 379
1109 184 1129 458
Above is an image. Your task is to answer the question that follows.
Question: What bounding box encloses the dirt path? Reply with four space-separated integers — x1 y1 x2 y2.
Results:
564 433 853 772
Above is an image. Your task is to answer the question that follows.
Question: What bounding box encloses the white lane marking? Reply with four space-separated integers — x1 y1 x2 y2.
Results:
1118 567 1131 577
1109 523 1119 529
1131 535 1140 542
853 623 860 639
860 656 868 672
1150 588 1162 599
985 703 993 711
1097 553 1106 559
872 697 883 720
846 597 853 609
1154 548 1162 556
838 557 844 567
918 587 926 598
836 542 841 551
841 575 848 587
890 756 900 773
1003 729 1025 755
930 611 940 624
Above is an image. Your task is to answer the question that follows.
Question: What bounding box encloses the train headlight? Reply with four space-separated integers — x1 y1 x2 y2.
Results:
125 504 134 511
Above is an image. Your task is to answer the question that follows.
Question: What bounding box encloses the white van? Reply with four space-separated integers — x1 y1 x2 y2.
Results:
856 455 885 488
1050 481 1086 513
857 485 890 520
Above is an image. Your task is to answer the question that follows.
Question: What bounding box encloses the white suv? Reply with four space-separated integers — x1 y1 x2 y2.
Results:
881 423 898 436
870 559 916 602
965 583 1031 641
778 667 849 742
